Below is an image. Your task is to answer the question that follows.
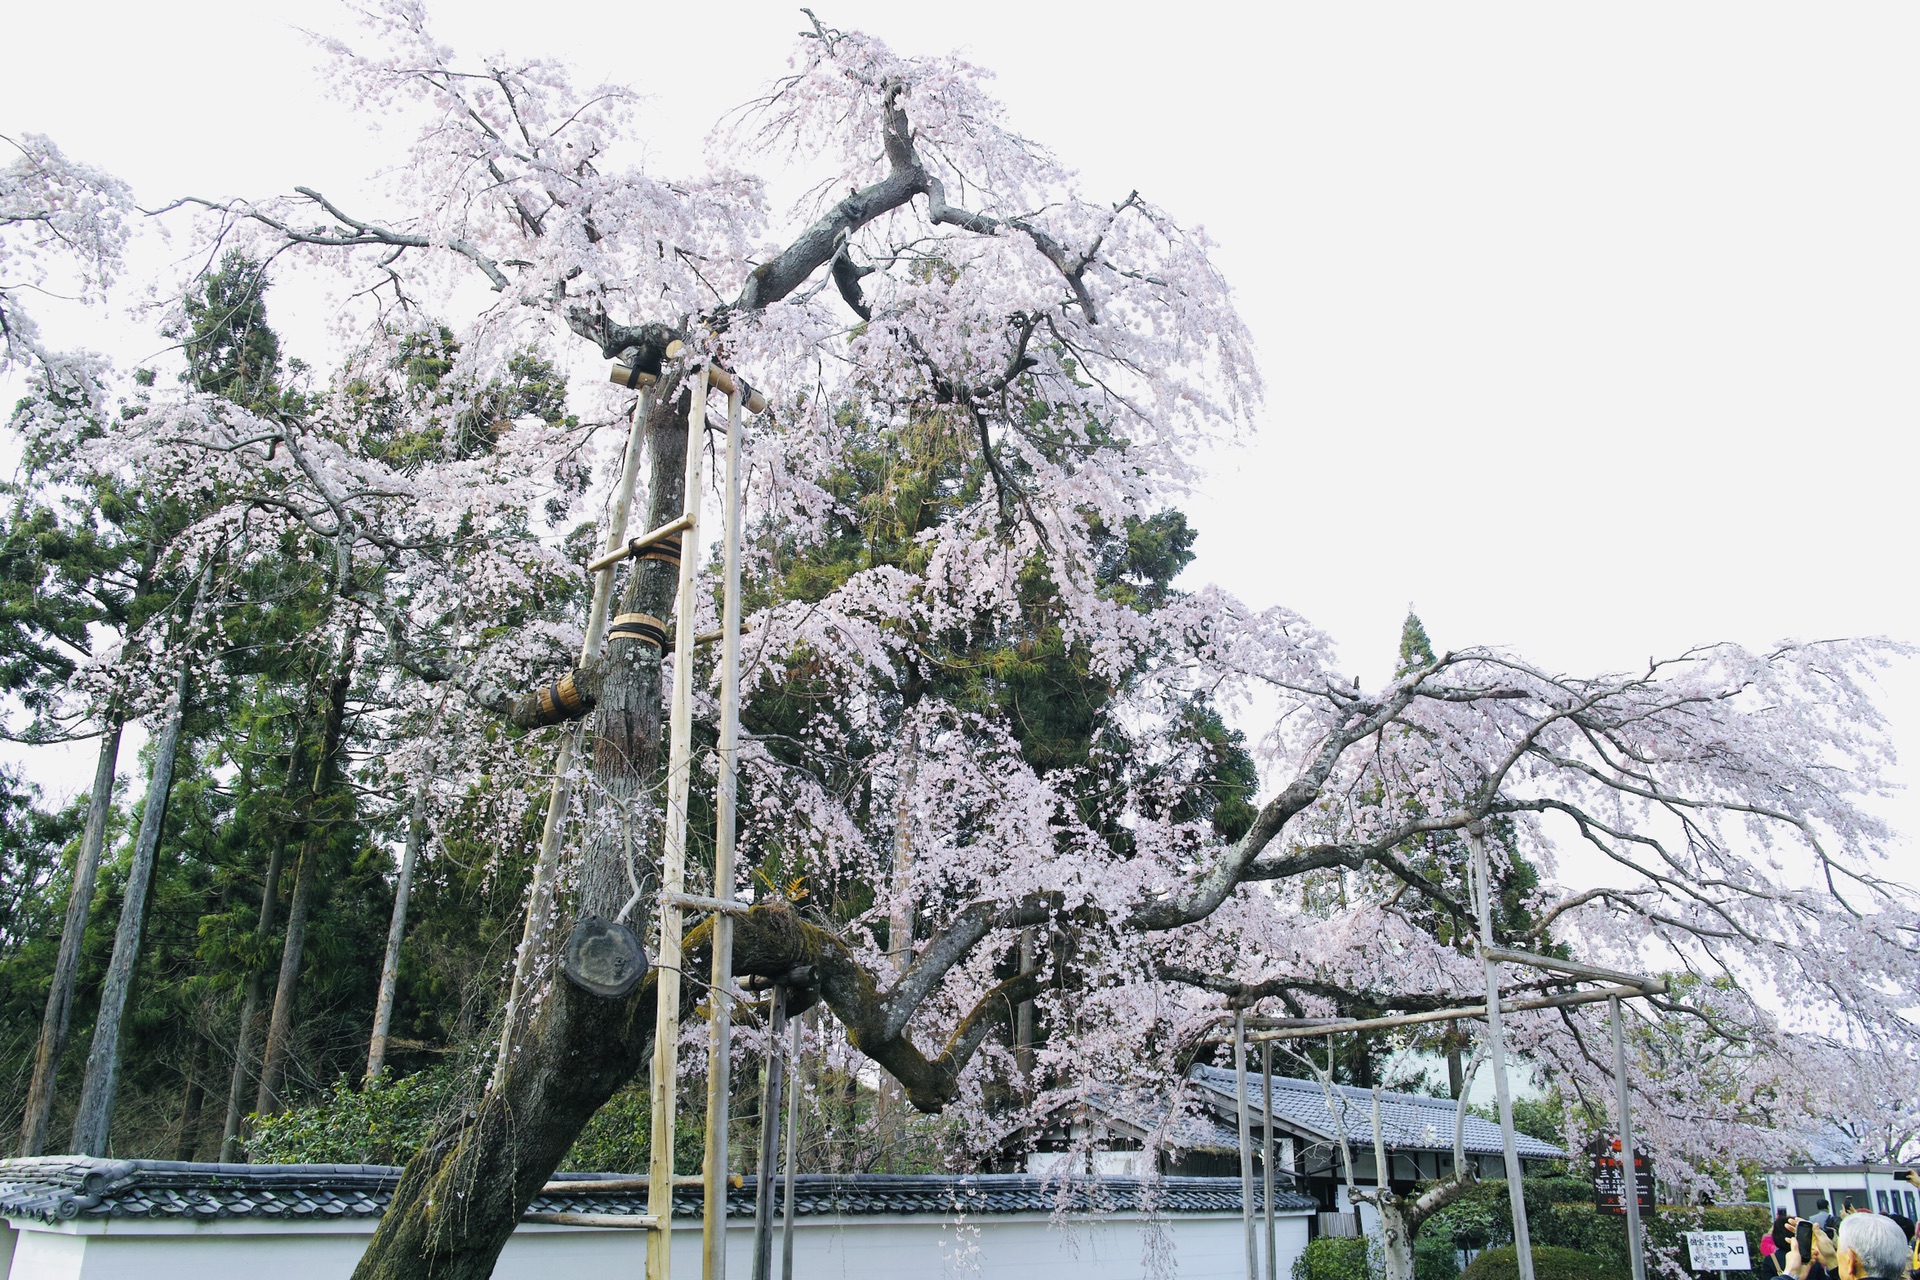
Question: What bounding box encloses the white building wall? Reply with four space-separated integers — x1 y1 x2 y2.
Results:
1764 1170 1920 1221
1 1207 1314 1280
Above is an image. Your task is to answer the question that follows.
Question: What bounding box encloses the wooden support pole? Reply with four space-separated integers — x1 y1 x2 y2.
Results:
585 513 695 574
751 983 788 1280
664 891 753 917
1472 826 1535 1280
606 361 660 389
1481 947 1662 992
524 1213 662 1229
1235 1010 1258 1280
544 1175 738 1194
1246 982 1665 1043
1613 995 1647 1280
1262 1040 1277 1280
647 365 709 1280
702 386 746 1280
780 1010 800 1280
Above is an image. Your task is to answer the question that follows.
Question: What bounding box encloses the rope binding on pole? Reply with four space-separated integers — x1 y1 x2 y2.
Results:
610 613 669 652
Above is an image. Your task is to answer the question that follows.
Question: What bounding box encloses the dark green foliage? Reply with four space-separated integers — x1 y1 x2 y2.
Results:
0 256 561 1158
562 1081 704 1175
1292 1236 1380 1280
1397 610 1437 676
246 1069 465 1165
1460 1246 1616 1280
1416 1236 1464 1280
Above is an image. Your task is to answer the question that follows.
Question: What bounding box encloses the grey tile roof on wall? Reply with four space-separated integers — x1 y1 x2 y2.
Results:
0 1157 1314 1227
1187 1066 1565 1161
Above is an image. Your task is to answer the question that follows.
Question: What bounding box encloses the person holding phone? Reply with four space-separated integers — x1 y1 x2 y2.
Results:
1782 1217 1840 1280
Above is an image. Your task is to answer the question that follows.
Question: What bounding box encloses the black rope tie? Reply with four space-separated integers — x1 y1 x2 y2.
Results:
609 613 669 651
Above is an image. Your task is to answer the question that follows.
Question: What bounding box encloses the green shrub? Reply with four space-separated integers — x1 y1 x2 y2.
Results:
563 1081 704 1174
246 1068 464 1165
1460 1245 1616 1280
1293 1235 1380 1280
1427 1196 1500 1250
1415 1235 1462 1280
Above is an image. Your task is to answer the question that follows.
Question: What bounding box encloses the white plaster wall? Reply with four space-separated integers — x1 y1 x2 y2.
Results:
1 1210 1314 1280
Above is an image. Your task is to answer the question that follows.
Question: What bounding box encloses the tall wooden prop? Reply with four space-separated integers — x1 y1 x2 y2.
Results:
1612 995 1646 1280
701 385 746 1278
750 983 787 1280
1235 1010 1258 1280
1470 823 1535 1280
646 364 709 1280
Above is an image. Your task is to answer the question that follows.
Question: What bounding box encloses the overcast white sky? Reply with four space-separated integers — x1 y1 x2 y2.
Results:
6 1 1918 852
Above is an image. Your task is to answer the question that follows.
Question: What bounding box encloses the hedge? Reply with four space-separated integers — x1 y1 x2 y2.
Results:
1461 1246 1615 1280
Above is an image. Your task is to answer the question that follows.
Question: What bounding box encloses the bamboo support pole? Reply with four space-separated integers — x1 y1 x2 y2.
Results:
1612 995 1647 1280
1262 1041 1277 1280
665 891 753 917
780 1011 800 1280
1480 947 1662 992
1245 982 1665 1043
523 1213 662 1229
647 365 709 1280
544 1175 739 1194
1472 826 1536 1280
585 513 695 573
1235 1010 1258 1280
495 385 654 1085
751 983 788 1280
607 361 660 389
702 386 746 1280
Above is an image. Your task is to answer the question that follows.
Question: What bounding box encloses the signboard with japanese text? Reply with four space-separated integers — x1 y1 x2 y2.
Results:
1590 1138 1656 1214
1684 1231 1751 1272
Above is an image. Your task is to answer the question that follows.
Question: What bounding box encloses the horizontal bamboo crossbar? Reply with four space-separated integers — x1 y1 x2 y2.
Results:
523 1212 661 1229
1246 981 1667 1043
694 625 752 647
662 890 753 917
605 361 660 389
664 340 768 414
542 1174 741 1194
1479 946 1662 991
586 514 696 573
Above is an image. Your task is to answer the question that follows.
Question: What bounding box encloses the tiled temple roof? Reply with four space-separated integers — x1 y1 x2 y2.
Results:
0 1157 1312 1226
1187 1066 1566 1160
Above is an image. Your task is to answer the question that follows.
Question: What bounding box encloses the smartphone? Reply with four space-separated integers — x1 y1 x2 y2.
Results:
1795 1220 1814 1263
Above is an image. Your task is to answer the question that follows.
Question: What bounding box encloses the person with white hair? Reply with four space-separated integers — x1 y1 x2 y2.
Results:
1835 1213 1912 1280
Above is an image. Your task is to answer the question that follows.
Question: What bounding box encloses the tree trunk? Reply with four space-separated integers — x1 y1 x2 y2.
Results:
219 824 287 1160
350 383 692 1280
69 666 189 1156
18 713 123 1155
175 1032 208 1161
254 841 316 1116
366 785 425 1082
255 641 354 1118
1379 1197 1418 1280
